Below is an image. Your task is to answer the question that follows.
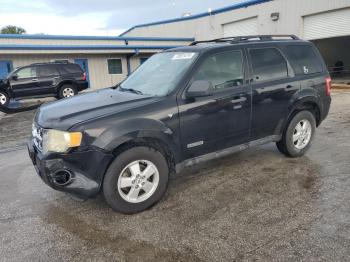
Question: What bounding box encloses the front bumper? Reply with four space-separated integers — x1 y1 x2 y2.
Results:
27 140 113 199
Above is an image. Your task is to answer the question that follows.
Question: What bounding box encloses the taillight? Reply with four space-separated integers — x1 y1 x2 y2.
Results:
83 72 86 81
325 76 331 96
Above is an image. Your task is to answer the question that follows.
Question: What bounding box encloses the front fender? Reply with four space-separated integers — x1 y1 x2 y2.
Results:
0 82 11 97
90 118 181 162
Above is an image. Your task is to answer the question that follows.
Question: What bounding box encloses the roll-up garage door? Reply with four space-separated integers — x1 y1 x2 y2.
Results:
303 8 350 40
223 17 258 37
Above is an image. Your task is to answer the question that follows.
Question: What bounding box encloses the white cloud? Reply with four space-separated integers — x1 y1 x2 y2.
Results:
0 12 123 36
0 0 242 36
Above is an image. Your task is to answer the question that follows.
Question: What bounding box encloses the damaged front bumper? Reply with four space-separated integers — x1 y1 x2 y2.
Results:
27 140 113 199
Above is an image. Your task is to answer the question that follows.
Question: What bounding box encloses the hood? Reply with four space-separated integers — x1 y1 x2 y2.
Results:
36 88 159 130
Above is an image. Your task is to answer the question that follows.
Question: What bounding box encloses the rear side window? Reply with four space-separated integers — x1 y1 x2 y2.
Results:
249 48 288 82
59 64 83 74
285 45 323 75
192 50 244 90
37 65 58 77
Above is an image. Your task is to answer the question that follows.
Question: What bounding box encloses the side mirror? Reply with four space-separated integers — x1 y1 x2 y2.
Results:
186 80 213 99
11 74 18 81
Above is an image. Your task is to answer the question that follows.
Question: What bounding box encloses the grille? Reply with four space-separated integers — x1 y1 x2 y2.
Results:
32 123 44 152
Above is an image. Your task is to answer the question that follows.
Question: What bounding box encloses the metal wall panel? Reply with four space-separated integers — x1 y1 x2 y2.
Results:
223 17 258 37
1 54 128 89
123 0 350 40
303 8 350 40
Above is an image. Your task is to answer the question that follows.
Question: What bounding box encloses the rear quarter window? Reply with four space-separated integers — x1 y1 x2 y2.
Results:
37 65 58 77
284 45 323 75
59 64 83 74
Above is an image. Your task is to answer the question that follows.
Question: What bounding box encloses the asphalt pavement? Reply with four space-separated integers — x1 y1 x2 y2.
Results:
0 91 349 261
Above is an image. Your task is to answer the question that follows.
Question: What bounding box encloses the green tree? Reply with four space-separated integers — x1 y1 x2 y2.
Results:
1 25 26 34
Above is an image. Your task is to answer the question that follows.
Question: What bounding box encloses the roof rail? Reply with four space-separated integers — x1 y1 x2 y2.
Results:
189 34 300 46
30 61 71 65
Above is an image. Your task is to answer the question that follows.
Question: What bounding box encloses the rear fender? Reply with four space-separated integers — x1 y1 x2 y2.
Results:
56 80 76 93
280 88 321 133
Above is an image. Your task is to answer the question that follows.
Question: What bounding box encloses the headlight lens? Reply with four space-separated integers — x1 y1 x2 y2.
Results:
42 129 82 154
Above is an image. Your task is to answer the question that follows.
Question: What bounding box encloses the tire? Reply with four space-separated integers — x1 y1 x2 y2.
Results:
276 110 316 157
0 90 9 107
103 146 169 214
58 84 77 99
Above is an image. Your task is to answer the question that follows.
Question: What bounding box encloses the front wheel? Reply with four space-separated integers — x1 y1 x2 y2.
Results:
276 110 316 157
0 90 9 107
103 146 169 214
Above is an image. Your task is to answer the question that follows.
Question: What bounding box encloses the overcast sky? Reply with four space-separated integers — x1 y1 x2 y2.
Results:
0 0 243 36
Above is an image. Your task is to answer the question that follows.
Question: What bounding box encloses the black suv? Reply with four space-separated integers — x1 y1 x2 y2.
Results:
0 62 88 107
28 35 331 213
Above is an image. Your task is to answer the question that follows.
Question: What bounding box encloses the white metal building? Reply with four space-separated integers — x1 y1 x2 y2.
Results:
121 0 350 76
0 35 193 89
1 0 350 89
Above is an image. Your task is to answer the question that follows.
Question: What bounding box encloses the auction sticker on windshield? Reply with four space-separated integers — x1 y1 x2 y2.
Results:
172 53 196 60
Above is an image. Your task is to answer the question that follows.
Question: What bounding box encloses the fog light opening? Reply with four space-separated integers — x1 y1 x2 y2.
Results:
52 170 72 186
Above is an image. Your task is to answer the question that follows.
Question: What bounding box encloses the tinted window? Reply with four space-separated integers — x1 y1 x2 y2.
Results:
250 48 288 82
37 65 58 77
59 64 83 74
16 67 37 79
193 50 244 90
108 59 122 74
285 45 323 75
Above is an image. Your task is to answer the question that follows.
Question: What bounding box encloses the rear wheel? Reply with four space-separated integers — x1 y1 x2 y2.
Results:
276 111 316 157
103 146 169 214
0 90 9 107
58 85 77 99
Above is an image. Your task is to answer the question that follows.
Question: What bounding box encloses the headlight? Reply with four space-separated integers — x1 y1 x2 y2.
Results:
42 129 82 154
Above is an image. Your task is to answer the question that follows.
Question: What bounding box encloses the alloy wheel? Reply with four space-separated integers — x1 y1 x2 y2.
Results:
117 160 159 203
0 92 7 105
62 87 75 98
293 119 312 149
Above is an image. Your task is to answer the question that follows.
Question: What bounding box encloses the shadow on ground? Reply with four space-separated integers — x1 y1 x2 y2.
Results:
0 100 42 114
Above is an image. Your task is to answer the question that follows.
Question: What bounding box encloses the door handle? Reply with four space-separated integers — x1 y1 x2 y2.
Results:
286 85 293 89
31 79 38 82
231 97 247 104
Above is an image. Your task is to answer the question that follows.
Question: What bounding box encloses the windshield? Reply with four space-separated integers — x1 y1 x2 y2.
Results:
118 52 198 96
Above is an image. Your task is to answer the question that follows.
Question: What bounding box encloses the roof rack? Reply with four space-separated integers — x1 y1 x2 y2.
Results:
189 34 300 46
30 61 72 65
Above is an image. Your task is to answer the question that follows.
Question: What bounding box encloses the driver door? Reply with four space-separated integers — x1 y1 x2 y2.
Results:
10 66 39 97
177 49 252 159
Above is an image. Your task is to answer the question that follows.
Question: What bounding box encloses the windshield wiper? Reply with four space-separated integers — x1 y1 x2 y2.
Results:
119 87 144 95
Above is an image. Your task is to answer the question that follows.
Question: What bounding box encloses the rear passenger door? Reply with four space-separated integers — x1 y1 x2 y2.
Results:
283 44 326 95
37 65 59 94
248 46 299 140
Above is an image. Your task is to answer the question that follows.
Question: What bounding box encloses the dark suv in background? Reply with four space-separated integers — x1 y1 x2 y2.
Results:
0 62 88 107
28 35 331 214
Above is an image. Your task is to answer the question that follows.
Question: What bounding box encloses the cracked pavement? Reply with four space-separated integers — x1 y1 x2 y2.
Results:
0 91 350 261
